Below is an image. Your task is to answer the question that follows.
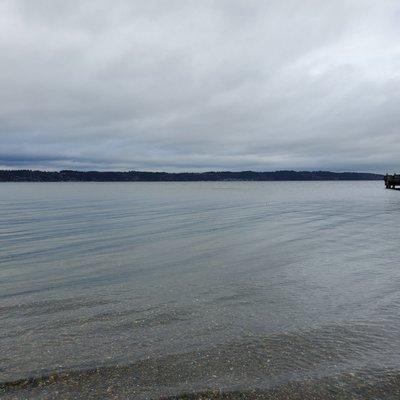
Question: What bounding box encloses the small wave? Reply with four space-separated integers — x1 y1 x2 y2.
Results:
2 367 400 400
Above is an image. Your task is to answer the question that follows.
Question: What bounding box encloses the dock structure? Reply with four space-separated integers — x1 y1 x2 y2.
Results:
385 174 400 189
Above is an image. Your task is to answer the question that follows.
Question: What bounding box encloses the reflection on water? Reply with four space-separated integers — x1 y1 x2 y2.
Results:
1 181 400 398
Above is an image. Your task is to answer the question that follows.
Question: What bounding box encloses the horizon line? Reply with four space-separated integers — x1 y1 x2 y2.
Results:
0 169 386 174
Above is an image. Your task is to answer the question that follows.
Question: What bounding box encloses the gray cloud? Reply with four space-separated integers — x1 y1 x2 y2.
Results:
1 0 400 172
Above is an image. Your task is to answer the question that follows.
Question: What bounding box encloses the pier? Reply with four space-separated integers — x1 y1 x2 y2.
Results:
385 174 400 189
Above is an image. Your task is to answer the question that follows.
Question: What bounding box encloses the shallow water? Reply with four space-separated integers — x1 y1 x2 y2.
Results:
1 181 400 398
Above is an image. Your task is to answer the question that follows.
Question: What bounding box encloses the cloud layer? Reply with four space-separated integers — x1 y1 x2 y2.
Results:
1 0 400 172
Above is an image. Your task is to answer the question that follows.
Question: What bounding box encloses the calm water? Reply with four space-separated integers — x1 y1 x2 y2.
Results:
1 181 400 398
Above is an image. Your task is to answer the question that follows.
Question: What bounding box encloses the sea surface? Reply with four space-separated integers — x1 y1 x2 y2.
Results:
1 181 400 399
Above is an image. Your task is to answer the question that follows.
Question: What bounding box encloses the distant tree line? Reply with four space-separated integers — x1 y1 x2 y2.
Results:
0 170 384 182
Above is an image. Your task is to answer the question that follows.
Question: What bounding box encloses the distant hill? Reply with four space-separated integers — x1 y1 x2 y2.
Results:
0 170 384 182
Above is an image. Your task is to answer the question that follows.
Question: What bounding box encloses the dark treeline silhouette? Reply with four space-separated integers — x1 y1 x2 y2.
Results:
0 170 383 182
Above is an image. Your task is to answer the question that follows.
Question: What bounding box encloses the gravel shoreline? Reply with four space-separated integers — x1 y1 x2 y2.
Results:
2 368 400 400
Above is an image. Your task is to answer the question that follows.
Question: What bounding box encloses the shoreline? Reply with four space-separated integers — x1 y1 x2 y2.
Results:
2 367 400 399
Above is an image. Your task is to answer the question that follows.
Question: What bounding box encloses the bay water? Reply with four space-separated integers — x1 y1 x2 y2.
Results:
1 181 400 398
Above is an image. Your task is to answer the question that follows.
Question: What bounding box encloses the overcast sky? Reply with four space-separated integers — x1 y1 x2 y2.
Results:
1 0 400 172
